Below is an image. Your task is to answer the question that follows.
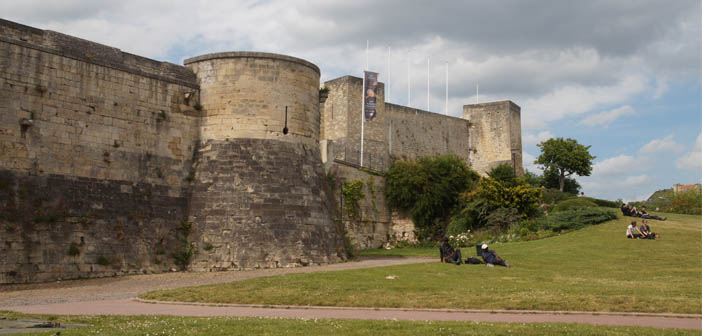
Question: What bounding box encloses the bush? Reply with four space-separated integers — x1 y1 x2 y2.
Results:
483 207 520 232
385 155 480 240
542 188 573 205
552 198 598 212
582 197 619 208
473 178 543 219
542 207 618 232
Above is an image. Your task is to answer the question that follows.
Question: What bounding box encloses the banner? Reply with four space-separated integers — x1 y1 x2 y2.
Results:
363 71 378 121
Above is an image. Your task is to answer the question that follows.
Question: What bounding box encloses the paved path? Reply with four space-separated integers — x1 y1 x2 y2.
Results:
1 257 701 330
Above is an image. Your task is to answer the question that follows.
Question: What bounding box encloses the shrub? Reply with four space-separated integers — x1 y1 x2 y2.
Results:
552 198 598 212
487 163 516 185
473 178 543 219
582 197 619 208
542 207 617 232
385 155 479 240
341 180 365 218
541 188 573 205
483 207 520 232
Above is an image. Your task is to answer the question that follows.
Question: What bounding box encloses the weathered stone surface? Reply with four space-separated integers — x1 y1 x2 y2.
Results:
188 139 344 270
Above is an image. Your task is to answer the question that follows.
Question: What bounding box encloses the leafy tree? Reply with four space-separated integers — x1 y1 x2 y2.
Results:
385 155 480 240
535 138 595 192
542 167 581 194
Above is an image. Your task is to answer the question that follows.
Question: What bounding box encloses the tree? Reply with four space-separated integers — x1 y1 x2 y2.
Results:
542 167 581 194
535 138 595 192
385 155 480 240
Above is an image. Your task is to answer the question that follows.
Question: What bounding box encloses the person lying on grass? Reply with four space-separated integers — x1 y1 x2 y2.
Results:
639 219 659 239
627 220 643 239
638 206 667 221
439 237 463 265
480 244 510 268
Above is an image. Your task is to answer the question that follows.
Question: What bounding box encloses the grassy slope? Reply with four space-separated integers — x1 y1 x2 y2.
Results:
141 213 702 313
1 312 698 336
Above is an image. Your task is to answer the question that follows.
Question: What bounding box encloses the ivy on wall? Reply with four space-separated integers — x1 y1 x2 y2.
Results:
342 180 365 218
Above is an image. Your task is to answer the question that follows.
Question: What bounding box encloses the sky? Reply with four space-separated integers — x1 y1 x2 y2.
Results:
2 0 700 202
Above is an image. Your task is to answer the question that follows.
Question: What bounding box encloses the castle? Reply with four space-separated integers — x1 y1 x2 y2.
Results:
0 19 522 283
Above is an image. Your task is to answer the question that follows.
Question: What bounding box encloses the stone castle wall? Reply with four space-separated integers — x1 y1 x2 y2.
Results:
463 101 523 176
320 76 523 248
0 19 201 283
184 52 345 270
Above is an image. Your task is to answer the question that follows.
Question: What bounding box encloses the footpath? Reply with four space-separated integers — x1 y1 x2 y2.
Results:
1 257 700 331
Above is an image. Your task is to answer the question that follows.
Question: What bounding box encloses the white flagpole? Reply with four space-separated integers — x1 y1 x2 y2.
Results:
427 57 430 112
387 46 391 102
476 84 479 104
445 61 448 115
361 41 368 167
407 51 411 107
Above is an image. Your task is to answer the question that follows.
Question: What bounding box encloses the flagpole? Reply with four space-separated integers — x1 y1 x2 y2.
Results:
361 40 368 167
476 84 479 104
387 46 391 102
407 51 411 107
427 57 430 112
445 61 448 115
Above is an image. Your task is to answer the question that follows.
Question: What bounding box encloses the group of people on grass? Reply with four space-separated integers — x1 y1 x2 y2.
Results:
626 219 659 240
439 238 510 267
620 204 666 221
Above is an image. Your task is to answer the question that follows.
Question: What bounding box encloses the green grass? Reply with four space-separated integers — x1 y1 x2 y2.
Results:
0 312 697 335
141 213 702 314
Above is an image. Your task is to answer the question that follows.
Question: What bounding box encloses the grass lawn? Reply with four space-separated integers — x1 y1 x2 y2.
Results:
141 213 702 314
1 312 698 335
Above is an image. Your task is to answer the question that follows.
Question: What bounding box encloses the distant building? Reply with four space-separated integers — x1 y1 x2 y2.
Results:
673 184 702 193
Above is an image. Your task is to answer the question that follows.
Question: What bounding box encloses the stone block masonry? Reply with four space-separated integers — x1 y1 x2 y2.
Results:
188 139 344 270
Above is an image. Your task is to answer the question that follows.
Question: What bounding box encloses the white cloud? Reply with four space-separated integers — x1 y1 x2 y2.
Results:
523 131 554 146
579 105 635 127
676 133 702 171
522 151 540 173
521 75 649 129
591 155 637 176
640 134 684 153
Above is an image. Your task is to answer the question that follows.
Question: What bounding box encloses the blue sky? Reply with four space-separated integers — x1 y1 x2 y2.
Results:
2 0 699 202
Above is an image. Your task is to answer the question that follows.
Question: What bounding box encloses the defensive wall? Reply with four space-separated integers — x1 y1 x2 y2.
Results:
0 18 522 282
319 76 522 248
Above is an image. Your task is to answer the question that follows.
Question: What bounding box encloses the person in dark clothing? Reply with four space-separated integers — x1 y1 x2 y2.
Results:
439 238 462 265
479 244 510 267
639 219 659 239
640 206 667 221
621 204 632 216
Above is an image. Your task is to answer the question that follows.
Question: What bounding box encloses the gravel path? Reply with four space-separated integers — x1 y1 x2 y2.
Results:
1 257 700 330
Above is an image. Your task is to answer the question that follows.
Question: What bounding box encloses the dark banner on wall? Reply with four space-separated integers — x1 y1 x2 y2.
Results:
363 71 378 121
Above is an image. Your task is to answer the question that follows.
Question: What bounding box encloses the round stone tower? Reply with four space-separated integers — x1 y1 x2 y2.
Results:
184 52 344 271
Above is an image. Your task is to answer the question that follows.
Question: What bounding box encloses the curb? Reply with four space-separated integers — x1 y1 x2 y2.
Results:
133 298 702 319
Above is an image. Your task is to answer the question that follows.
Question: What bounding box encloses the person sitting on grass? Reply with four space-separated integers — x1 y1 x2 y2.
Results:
639 219 659 239
480 244 510 267
626 221 643 239
620 203 631 216
439 237 462 265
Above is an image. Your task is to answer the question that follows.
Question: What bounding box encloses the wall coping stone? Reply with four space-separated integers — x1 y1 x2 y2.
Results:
184 51 320 75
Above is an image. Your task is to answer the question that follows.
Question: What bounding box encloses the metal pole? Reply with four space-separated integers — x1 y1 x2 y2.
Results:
445 61 448 115
387 46 391 102
427 57 430 112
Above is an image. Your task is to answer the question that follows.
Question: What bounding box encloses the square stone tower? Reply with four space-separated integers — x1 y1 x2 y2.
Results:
463 100 523 176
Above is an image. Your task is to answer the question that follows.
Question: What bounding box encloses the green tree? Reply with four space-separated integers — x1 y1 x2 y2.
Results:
535 138 595 192
542 167 581 194
384 155 480 240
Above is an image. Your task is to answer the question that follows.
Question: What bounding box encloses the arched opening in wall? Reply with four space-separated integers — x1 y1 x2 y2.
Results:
282 106 289 135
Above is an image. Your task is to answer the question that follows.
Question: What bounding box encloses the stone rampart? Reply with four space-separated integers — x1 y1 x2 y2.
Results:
0 19 201 283
463 101 523 175
185 52 345 270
